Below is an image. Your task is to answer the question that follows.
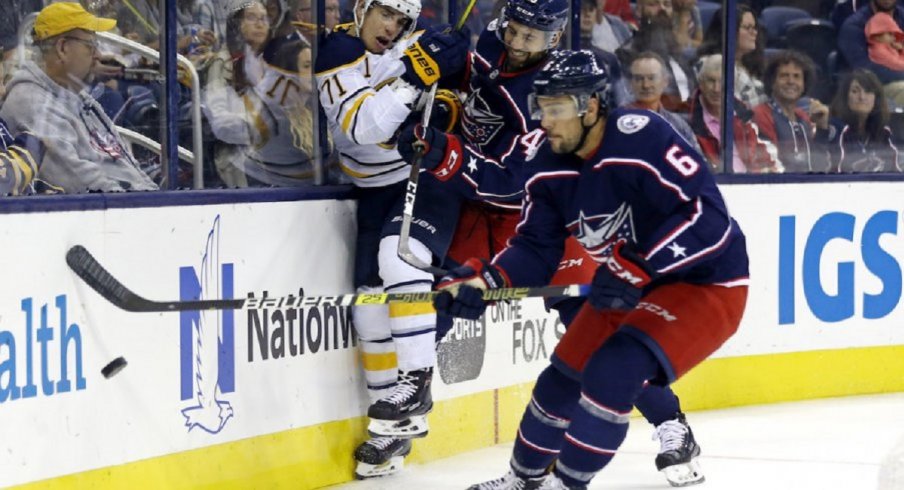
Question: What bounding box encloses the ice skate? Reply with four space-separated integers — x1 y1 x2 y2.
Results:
367 367 433 438
353 436 412 479
653 413 705 487
538 473 586 490
466 469 548 490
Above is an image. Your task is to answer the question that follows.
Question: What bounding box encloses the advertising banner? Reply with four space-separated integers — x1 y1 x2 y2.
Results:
3 181 904 486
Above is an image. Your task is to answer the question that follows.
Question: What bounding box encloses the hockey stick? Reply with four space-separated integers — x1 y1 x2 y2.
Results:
66 245 590 312
397 0 478 276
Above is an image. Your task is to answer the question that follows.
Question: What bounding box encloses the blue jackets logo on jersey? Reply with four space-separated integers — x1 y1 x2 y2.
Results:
570 203 636 257
462 88 505 149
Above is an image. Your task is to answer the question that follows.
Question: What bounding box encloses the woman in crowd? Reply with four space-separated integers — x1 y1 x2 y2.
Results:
829 69 901 172
698 4 767 108
285 40 335 180
203 0 314 186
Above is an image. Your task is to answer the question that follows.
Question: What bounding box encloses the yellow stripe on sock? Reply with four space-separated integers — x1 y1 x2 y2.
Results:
361 351 398 371
389 302 435 318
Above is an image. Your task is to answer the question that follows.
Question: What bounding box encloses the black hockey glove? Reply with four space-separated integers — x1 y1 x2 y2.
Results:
397 122 464 180
434 258 507 320
401 23 471 89
589 240 657 311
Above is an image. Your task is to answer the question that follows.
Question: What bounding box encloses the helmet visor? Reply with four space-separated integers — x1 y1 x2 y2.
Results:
528 94 589 120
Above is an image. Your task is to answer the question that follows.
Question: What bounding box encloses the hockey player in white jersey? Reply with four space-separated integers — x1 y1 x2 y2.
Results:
314 0 470 479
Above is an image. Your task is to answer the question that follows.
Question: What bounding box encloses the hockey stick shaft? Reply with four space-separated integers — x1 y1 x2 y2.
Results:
397 0 479 276
455 0 478 30
66 245 590 312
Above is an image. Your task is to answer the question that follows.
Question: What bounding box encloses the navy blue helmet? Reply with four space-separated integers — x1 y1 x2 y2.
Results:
502 0 570 32
529 49 614 119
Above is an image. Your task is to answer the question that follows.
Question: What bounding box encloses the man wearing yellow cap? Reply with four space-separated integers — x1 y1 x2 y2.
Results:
0 2 157 193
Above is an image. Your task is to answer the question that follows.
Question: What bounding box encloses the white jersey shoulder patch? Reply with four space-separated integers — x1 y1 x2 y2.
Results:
616 114 650 134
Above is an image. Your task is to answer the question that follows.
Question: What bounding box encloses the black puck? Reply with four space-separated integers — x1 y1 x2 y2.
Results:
101 356 128 379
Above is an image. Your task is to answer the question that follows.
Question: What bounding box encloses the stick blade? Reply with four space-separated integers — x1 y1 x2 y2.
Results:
66 245 148 312
66 245 245 313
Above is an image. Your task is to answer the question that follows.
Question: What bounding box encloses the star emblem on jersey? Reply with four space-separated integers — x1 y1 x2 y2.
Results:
616 114 651 134
667 241 687 258
467 156 478 173
569 203 636 260
461 88 504 150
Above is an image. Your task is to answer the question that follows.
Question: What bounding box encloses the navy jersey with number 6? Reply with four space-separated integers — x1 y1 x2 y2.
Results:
492 108 750 288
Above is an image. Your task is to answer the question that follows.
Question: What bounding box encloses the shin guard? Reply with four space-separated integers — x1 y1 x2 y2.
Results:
510 365 580 478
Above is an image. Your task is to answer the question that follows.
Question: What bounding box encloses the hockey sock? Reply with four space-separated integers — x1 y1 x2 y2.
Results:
634 383 681 427
379 236 437 370
510 365 580 478
555 332 661 487
353 286 397 403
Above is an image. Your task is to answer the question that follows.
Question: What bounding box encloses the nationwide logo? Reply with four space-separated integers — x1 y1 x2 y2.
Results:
176 217 358 433
179 216 235 434
245 289 356 362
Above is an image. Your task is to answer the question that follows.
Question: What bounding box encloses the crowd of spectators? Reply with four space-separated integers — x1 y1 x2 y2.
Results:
0 0 332 193
581 0 904 173
0 0 899 196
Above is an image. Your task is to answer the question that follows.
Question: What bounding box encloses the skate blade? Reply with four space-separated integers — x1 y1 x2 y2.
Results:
355 455 406 479
368 415 430 439
661 460 705 487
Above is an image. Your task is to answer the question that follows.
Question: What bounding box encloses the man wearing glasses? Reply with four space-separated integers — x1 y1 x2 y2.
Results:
626 51 702 154
0 2 157 193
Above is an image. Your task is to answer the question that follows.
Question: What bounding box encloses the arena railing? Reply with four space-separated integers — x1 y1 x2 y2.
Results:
95 31 204 189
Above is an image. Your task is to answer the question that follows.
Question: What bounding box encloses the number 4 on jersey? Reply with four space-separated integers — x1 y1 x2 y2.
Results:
520 128 545 160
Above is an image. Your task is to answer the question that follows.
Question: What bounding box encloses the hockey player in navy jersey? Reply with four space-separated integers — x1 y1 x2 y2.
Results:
314 0 470 479
433 50 750 489
396 1 710 487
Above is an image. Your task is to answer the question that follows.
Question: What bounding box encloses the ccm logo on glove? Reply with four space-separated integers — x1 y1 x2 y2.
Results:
605 254 649 286
433 148 459 179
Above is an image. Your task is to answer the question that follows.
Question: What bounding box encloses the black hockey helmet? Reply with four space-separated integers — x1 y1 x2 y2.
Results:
529 49 614 120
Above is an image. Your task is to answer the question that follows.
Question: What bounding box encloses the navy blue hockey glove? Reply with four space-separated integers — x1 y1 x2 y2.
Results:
397 122 464 180
589 240 657 311
434 258 508 320
401 24 471 89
